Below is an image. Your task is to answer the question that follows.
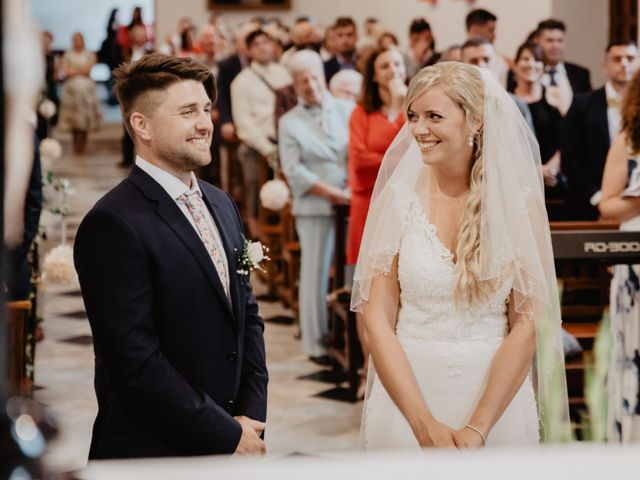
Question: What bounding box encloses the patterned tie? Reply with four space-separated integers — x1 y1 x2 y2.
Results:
178 191 229 298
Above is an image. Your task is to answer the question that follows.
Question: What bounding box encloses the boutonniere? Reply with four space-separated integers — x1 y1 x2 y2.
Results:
236 236 270 275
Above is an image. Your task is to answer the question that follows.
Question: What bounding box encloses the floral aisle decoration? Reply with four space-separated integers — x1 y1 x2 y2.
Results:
40 145 77 287
259 179 290 211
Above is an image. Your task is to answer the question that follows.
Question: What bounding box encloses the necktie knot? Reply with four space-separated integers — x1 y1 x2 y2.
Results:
547 68 557 86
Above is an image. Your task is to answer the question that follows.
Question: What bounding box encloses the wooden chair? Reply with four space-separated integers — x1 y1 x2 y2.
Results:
6 300 33 397
278 202 300 320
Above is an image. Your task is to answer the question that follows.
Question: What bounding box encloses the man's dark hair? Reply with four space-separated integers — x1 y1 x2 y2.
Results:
537 19 566 32
334 16 356 31
365 17 379 24
113 53 216 138
606 38 638 53
245 28 270 49
462 37 491 50
465 9 497 31
410 17 431 35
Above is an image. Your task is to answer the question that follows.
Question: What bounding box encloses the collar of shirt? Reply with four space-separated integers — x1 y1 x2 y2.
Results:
250 60 274 76
546 62 566 76
135 155 201 201
605 81 622 107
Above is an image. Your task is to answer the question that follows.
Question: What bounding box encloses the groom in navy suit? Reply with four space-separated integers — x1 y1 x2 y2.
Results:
74 54 268 459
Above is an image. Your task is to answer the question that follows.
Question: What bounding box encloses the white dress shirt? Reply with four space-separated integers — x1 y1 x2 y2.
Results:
605 81 623 142
135 156 230 293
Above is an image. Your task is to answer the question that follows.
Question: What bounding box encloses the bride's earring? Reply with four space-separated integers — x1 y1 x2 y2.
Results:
468 135 474 147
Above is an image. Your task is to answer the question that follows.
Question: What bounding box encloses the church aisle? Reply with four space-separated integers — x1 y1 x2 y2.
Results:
34 124 361 473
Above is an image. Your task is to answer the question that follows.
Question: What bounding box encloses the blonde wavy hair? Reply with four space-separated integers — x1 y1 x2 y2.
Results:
404 62 493 308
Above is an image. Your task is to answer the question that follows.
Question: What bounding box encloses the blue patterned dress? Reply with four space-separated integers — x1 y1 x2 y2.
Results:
608 154 640 442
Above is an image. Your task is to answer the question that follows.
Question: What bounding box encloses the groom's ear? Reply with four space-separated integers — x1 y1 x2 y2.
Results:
130 111 152 143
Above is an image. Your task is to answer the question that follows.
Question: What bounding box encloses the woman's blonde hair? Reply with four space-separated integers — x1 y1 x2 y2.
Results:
404 62 492 307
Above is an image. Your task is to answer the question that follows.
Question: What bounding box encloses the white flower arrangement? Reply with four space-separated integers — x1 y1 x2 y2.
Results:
259 179 290 211
39 138 63 162
42 244 77 286
38 98 57 119
236 236 270 275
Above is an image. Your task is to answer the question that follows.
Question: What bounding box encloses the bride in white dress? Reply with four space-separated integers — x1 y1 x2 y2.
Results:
351 62 571 449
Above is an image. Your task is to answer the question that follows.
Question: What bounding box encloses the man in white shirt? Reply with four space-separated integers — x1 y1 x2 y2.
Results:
561 40 637 219
231 29 292 238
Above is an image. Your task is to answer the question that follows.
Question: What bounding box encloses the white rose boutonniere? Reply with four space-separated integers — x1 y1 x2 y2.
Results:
236 236 270 275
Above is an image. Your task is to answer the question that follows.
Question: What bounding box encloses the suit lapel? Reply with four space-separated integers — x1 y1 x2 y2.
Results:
128 167 235 322
199 185 242 325
594 88 610 144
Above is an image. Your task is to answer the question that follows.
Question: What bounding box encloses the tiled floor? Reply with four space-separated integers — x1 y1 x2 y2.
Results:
35 124 361 474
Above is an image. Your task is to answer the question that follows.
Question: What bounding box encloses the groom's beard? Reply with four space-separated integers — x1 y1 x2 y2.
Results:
156 141 213 173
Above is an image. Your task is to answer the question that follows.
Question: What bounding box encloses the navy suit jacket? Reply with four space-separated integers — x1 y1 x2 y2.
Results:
560 87 608 220
74 166 268 459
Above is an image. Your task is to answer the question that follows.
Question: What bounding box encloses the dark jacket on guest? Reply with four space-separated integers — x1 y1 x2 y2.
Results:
560 86 609 220
216 54 245 126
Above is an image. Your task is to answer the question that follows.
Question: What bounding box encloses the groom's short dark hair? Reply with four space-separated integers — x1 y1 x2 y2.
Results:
113 53 217 138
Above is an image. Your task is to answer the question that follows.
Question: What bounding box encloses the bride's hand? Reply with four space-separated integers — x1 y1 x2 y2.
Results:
452 427 485 449
414 419 458 448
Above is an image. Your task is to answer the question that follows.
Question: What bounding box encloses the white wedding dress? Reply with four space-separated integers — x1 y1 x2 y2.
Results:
361 189 540 449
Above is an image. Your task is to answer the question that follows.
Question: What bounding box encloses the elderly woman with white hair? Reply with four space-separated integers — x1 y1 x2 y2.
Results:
329 69 363 101
279 49 355 362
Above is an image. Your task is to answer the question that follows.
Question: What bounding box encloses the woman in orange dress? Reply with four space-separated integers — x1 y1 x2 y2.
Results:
347 47 407 397
347 47 407 265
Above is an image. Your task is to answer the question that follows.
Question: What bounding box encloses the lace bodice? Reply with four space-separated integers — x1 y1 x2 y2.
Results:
394 189 512 347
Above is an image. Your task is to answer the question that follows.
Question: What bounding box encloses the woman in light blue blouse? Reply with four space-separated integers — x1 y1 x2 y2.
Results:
279 50 355 361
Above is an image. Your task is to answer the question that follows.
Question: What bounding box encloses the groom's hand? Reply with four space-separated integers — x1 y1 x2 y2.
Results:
233 416 266 455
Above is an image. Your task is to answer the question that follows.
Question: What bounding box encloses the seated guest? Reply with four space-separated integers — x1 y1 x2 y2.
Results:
599 67 640 442
536 19 592 113
324 17 358 83
231 29 292 238
404 17 440 80
329 69 363 101
561 39 638 220
279 50 354 361
513 41 566 218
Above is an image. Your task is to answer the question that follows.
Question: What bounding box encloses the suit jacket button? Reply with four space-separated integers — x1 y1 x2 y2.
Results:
225 400 235 412
227 351 237 361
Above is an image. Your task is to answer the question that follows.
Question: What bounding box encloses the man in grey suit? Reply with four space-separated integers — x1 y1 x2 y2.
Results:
279 50 353 363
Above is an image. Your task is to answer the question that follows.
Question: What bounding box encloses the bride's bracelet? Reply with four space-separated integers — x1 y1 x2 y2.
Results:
464 424 486 446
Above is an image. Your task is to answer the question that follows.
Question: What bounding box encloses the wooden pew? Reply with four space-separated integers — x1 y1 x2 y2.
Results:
326 204 363 401
6 300 33 397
